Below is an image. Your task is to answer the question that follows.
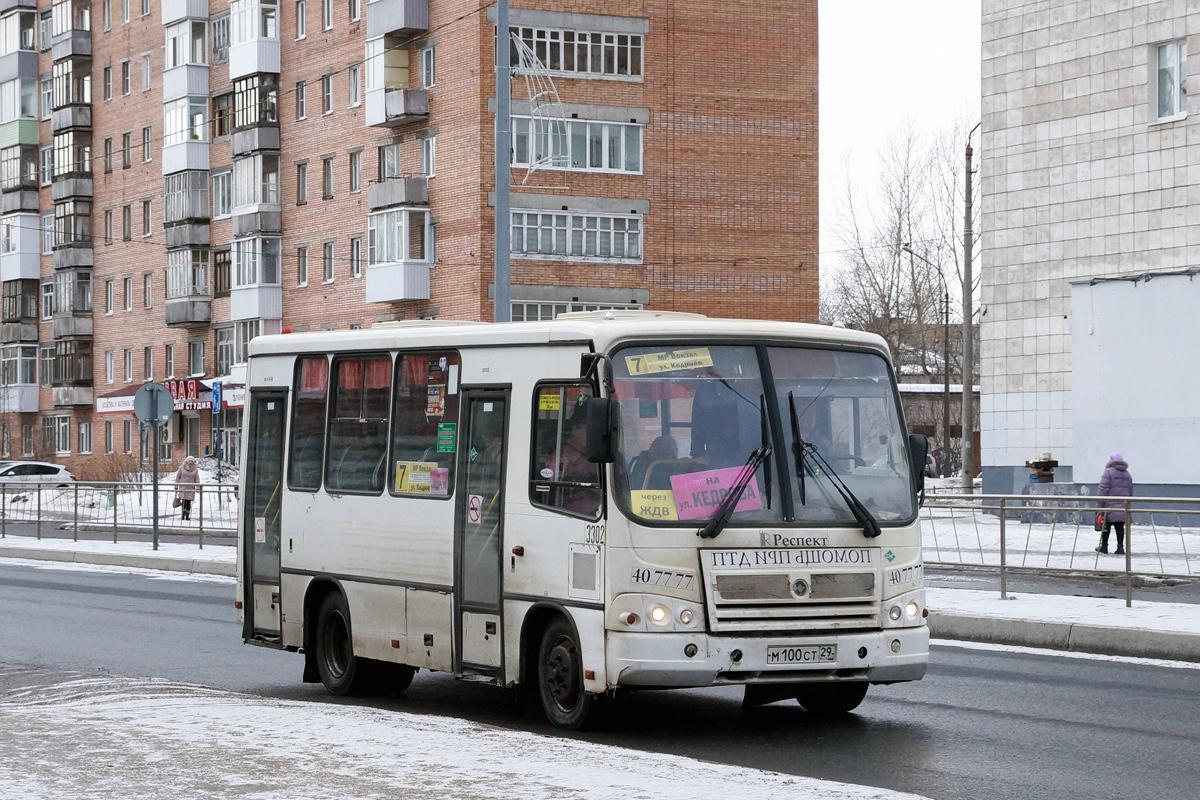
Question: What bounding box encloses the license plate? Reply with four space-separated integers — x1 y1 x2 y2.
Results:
765 644 837 665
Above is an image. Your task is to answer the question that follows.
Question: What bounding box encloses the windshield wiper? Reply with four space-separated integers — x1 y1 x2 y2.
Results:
787 391 806 506
697 444 771 540
802 442 881 538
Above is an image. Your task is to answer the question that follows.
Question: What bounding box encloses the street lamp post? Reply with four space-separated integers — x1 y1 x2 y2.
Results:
902 244 952 478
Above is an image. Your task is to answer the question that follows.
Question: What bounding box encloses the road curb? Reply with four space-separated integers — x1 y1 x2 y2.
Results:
928 610 1200 663
0 545 236 577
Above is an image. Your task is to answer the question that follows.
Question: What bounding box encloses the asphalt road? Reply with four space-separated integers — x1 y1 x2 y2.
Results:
1 561 1197 800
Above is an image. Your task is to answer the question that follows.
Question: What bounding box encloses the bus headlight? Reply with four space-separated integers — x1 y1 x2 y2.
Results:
888 605 903 621
678 608 695 626
905 601 920 619
649 604 671 625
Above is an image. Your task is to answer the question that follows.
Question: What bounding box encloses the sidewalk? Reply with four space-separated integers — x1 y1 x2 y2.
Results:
2 536 1197 662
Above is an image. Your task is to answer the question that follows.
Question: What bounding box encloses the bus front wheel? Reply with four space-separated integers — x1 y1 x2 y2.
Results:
536 617 597 730
315 592 370 696
795 682 869 715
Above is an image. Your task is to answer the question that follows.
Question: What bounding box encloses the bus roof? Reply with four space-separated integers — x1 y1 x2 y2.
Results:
247 311 892 361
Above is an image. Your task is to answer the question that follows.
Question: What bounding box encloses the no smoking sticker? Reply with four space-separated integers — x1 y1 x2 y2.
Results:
467 494 483 525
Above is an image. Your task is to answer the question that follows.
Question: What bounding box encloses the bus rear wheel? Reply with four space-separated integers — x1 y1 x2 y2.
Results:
315 592 370 696
795 682 869 715
536 617 597 730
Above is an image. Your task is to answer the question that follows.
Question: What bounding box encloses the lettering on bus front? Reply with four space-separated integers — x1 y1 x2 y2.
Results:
707 548 874 569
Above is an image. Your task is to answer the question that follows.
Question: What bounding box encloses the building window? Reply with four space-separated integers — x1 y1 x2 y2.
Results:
122 276 132 311
212 170 231 218
39 345 53 387
321 156 333 198
422 136 435 177
321 74 332 114
323 241 334 282
41 281 53 319
142 125 152 161
1155 40 1187 120
165 343 175 378
232 236 281 286
143 346 153 381
350 236 362 278
105 349 114 382
348 64 360 106
368 208 432 265
349 149 361 191
165 20 206 68
321 0 331 30
38 11 49 52
163 96 207 145
211 12 229 63
142 0 150 16
233 73 278 129
0 77 35 122
143 271 152 306
40 77 51 120
234 319 270 364
39 144 51 186
122 0 130 24
216 326 234 374
296 80 306 119
511 211 642 262
0 345 37 386
122 419 131 454
121 204 131 240
511 300 640 321
19 423 30 456
348 0 359 23
232 152 280 209
213 248 231 296
123 347 133 381
53 199 92 248
295 0 306 38
296 162 307 204
103 137 113 172
212 92 232 137
142 200 151 236
420 45 435 88
121 59 130 95
43 416 70 455
296 246 308 285
141 53 151 90
104 210 113 244
78 422 91 454
510 26 643 80
377 141 400 180
105 421 113 454
513 117 642 174
122 131 131 168
103 0 111 30
188 340 205 375
41 213 53 254
103 66 112 100
105 279 114 313
166 249 210 299
165 170 209 223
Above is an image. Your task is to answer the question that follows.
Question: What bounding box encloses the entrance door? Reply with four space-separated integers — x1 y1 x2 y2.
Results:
241 390 286 642
454 389 509 677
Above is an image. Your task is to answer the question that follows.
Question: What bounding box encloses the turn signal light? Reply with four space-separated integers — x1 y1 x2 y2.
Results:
619 611 640 626
233 600 243 609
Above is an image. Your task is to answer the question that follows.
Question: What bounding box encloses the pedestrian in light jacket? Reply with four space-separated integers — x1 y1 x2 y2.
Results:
1095 453 1133 555
174 456 200 521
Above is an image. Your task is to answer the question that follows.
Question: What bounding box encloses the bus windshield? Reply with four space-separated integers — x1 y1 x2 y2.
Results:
611 343 915 527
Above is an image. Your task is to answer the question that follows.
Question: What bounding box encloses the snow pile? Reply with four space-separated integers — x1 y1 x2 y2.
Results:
0 671 931 800
927 588 1200 636
0 537 234 564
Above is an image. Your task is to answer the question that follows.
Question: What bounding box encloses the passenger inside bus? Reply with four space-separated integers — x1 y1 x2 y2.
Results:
546 414 601 516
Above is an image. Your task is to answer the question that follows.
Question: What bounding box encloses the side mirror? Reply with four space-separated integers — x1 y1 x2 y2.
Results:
908 433 929 499
585 397 617 464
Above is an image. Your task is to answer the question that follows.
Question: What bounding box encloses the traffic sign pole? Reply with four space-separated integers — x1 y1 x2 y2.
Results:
151 421 160 551
134 383 175 552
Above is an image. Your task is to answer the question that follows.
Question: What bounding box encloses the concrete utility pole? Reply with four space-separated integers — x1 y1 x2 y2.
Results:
902 243 953 478
493 0 512 322
961 123 980 492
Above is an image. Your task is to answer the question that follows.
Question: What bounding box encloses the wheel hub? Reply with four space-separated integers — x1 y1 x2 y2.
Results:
322 611 351 678
544 637 578 711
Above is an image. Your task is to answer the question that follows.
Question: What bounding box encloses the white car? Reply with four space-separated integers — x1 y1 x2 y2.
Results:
0 461 75 486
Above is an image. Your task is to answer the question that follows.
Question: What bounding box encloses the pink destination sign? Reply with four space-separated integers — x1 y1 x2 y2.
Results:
669 466 765 521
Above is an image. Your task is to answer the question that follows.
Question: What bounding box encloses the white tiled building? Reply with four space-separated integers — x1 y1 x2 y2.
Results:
980 0 1200 493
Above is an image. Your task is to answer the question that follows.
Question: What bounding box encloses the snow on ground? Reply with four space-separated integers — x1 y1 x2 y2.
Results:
921 502 1200 577
0 556 234 583
1 480 238 533
927 587 1200 636
932 639 1200 670
0 670 930 800
0 535 234 563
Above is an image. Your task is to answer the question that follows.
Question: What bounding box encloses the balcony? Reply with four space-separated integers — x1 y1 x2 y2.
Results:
165 223 210 249
229 39 280 81
161 0 207 24
365 260 430 302
231 125 279 157
52 386 93 407
0 384 37 412
51 176 93 201
1 190 37 214
162 141 209 175
52 247 93 270
162 64 209 102
166 296 211 326
0 212 40 280
230 285 281 321
367 175 427 210
366 0 428 38
365 87 427 128
52 311 91 338
1 321 35 342
51 104 91 133
50 30 90 60
0 0 37 14
0 51 38 85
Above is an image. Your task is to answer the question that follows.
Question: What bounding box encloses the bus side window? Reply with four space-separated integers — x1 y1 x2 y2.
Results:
325 355 392 494
287 355 329 491
390 352 460 498
530 384 601 519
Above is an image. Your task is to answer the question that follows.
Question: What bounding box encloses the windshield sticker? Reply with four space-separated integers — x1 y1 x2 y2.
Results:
669 466 764 521
395 461 440 494
435 423 457 453
630 490 679 521
624 348 714 376
538 392 562 412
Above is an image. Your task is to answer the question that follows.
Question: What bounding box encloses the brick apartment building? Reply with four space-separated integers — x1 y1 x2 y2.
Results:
0 0 817 478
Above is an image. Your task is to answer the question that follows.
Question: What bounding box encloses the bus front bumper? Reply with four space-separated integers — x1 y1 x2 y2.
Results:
605 626 928 688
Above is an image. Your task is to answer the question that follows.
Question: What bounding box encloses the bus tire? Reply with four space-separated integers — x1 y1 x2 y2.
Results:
388 664 417 694
795 682 869 715
314 592 370 696
536 617 597 730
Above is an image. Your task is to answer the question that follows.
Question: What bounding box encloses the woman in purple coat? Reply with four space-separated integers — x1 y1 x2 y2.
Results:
1095 453 1133 555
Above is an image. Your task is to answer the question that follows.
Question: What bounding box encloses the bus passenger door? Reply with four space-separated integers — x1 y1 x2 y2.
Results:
241 390 286 643
453 389 509 679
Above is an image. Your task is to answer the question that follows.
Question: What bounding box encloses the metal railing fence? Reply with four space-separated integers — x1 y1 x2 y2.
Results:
922 493 1200 606
0 481 238 547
